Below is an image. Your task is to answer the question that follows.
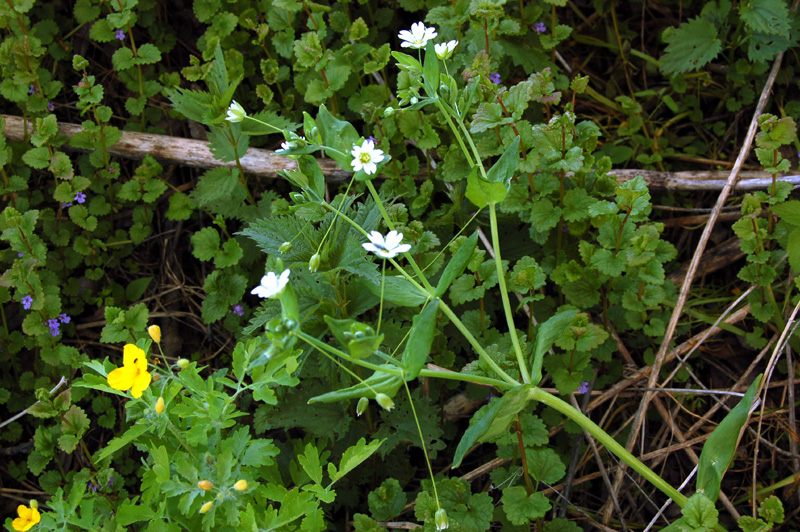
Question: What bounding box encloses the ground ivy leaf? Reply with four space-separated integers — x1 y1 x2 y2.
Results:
502 486 551 525
528 447 566 483
660 17 721 76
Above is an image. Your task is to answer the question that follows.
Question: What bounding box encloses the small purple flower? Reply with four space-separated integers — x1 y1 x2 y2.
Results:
74 192 86 204
61 202 73 208
47 102 54 111
28 85 38 95
17 252 23 258
366 136 377 144
489 72 501 85
107 477 114 487
232 304 244 317
115 29 125 40
47 318 61 337
87 481 98 493
22 295 33 310
58 314 70 324
577 381 590 394
534 22 547 34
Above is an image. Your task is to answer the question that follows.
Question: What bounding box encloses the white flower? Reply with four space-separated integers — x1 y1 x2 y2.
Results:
350 139 385 175
362 230 411 259
434 40 458 60
280 141 290 151
398 22 437 49
251 269 290 299
226 100 246 122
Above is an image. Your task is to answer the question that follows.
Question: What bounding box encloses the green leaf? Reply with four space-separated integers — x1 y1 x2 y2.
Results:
502 487 551 525
770 200 800 226
309 365 403 403
435 232 479 298
660 17 722 76
527 448 566 483
422 40 439 97
740 0 790 37
298 442 323 484
22 146 50 169
95 424 149 462
529 310 578 385
452 384 532 468
191 227 220 261
486 136 521 187
466 166 507 208
400 299 439 380
327 437 383 485
758 495 784 524
112 47 136 71
368 478 407 521
365 275 428 307
697 375 762 502
215 239 243 268
136 43 162 65
316 104 359 171
682 492 719 529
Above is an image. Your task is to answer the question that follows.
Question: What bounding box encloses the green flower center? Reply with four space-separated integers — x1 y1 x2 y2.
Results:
359 152 371 164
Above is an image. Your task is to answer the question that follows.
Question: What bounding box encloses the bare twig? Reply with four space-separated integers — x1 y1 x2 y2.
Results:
604 44 786 522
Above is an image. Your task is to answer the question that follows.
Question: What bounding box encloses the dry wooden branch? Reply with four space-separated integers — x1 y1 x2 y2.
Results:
3 114 797 191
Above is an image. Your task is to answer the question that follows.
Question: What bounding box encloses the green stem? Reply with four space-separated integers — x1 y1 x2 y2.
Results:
434 99 476 170
438 301 518 385
489 203 528 382
417 368 511 389
530 387 687 506
403 379 442 512
296 331 403 375
365 180 435 295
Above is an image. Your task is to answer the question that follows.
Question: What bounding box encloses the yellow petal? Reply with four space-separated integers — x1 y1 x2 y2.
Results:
148 325 161 343
123 344 147 371
130 371 152 398
29 508 40 525
107 366 135 391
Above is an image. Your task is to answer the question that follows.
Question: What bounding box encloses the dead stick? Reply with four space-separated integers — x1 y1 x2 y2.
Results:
604 46 786 522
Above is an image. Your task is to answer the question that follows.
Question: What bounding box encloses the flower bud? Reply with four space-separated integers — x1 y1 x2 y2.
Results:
148 325 161 343
233 479 248 491
383 106 395 117
279 241 292 254
155 396 165 414
152 372 161 382
177 358 190 369
290 192 305 203
198 480 213 491
204 453 215 465
29 499 38 510
435 508 449 530
375 393 394 412
199 501 214 514
309 253 321 273
356 397 369 417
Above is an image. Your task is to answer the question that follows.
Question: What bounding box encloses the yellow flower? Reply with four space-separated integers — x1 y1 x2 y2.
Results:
107 344 152 398
148 325 161 343
12 504 40 532
198 480 213 491
155 397 165 414
233 479 248 491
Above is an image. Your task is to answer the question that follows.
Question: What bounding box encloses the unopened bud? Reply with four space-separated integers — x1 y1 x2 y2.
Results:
290 192 305 203
356 397 368 417
29 500 38 510
309 253 321 273
233 479 248 491
177 358 189 369
199 501 213 514
148 325 161 343
198 480 213 491
152 372 161 382
435 508 449 530
375 393 394 412
383 106 395 117
279 241 292 254
155 396 165 414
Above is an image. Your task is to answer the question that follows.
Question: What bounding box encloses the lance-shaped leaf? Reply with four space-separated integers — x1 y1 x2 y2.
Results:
308 364 402 403
529 310 578 386
435 232 479 298
422 40 440 98
486 136 520 186
697 375 763 502
316 104 360 171
453 384 532 467
400 298 439 380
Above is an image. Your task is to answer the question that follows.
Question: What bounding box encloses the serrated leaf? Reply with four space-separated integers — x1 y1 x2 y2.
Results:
660 17 722 76
740 0 790 37
502 487 551 525
328 437 383 485
191 227 220 261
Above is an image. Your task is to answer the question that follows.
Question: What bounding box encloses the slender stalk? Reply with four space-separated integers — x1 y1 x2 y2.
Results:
438 301 518 385
529 387 687 506
403 380 441 510
489 203 528 382
296 331 403 376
